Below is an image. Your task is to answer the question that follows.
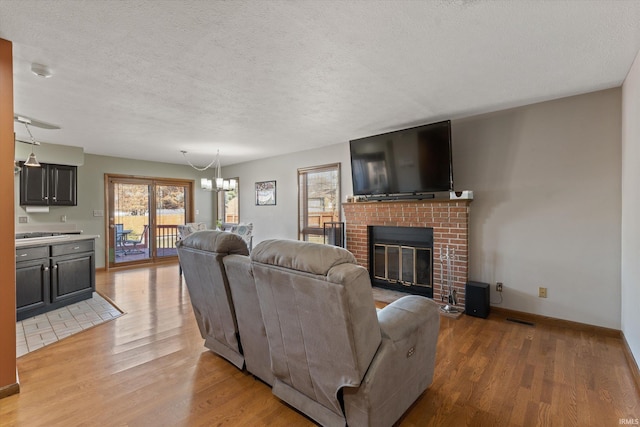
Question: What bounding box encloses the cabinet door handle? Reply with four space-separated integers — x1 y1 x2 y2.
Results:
53 196 57 201
52 264 58 270
73 246 80 250
19 253 28 257
43 196 48 200
42 266 49 271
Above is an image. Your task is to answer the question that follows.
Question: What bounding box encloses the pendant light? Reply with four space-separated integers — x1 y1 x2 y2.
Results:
23 122 41 167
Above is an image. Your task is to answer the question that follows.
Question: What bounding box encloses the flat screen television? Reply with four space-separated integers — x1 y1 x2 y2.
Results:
349 120 453 198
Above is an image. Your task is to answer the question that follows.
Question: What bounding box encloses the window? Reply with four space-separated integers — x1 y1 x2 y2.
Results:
217 178 239 227
298 163 340 243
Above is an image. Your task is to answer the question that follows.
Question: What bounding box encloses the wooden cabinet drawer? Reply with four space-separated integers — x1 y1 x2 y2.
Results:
16 246 49 261
51 240 94 256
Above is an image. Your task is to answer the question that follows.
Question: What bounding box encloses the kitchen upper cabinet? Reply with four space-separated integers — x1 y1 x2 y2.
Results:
49 164 77 205
20 164 47 206
20 163 77 206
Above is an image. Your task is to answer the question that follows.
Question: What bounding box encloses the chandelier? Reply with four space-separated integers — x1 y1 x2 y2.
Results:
181 150 237 192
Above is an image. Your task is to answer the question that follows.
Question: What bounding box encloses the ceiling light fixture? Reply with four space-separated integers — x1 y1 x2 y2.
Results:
22 122 41 167
31 63 52 78
181 150 236 192
14 114 60 130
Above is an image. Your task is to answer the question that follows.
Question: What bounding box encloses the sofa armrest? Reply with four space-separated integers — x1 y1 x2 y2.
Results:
377 295 440 342
343 295 440 427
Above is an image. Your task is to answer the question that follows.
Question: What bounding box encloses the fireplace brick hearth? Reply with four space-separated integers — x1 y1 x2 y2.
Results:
343 199 471 307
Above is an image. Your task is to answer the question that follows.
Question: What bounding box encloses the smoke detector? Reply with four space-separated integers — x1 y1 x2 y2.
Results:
31 63 52 78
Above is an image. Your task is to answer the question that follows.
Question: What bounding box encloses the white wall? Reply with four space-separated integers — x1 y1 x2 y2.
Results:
14 153 216 268
622 50 640 363
222 142 351 244
453 89 622 329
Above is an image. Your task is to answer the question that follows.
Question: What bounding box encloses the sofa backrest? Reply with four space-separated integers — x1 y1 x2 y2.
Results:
177 230 249 369
223 254 273 385
250 239 382 420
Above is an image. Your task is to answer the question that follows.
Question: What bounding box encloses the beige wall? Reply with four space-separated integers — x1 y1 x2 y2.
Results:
622 50 640 362
453 89 622 328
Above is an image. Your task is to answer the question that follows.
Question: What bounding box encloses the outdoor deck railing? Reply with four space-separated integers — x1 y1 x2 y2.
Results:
155 224 178 256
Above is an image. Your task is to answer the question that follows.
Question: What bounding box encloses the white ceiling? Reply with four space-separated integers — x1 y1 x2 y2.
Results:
1 0 640 167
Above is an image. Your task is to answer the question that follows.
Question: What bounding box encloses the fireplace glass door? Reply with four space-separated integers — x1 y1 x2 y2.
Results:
374 244 432 288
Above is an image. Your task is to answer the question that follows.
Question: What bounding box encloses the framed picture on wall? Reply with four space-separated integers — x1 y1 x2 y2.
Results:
255 180 276 206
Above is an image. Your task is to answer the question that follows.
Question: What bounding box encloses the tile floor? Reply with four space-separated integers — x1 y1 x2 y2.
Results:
16 292 123 357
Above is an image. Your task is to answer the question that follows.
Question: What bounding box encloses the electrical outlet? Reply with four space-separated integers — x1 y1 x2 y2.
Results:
538 287 547 298
18 216 28 223
496 282 503 292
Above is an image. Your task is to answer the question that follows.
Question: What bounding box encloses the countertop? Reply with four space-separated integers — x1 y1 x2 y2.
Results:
15 234 100 248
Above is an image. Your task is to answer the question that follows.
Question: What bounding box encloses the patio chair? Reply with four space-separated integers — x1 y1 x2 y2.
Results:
123 225 149 254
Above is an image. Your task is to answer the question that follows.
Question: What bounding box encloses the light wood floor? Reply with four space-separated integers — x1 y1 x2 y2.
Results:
1 263 638 426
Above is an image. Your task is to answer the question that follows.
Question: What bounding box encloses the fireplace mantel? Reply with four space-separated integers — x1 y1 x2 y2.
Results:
343 198 471 307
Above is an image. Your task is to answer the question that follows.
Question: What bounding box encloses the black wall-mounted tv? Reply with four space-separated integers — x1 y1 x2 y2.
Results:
349 120 453 199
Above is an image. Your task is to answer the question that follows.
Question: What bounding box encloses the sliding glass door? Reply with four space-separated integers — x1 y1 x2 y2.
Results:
110 179 152 264
155 184 188 257
107 175 193 268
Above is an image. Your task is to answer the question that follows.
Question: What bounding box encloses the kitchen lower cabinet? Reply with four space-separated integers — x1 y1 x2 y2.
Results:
16 239 95 321
16 256 50 319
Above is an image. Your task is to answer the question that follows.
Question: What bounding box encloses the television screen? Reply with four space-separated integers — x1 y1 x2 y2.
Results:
349 120 453 197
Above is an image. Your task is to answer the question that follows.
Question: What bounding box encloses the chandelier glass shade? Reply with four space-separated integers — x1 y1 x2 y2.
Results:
181 150 236 192
23 122 41 167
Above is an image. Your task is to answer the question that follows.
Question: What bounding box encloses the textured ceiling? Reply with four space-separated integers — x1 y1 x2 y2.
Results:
1 0 640 167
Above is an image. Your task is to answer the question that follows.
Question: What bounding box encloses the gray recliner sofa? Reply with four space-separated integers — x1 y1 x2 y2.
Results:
223 253 274 385
250 239 440 427
177 230 273 385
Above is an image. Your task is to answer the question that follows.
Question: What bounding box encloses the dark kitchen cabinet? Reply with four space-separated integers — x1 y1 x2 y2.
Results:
51 240 95 304
20 163 77 206
16 239 95 321
16 246 50 320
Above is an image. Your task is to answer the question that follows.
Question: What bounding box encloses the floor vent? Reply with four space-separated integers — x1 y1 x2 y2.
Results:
506 317 535 327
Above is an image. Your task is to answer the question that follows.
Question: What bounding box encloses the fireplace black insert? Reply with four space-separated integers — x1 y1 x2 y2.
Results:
368 226 433 298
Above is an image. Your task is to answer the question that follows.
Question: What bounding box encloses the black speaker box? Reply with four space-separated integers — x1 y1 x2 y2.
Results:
465 281 490 318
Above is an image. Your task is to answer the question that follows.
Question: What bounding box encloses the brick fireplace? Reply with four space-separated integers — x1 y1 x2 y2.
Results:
343 199 471 307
